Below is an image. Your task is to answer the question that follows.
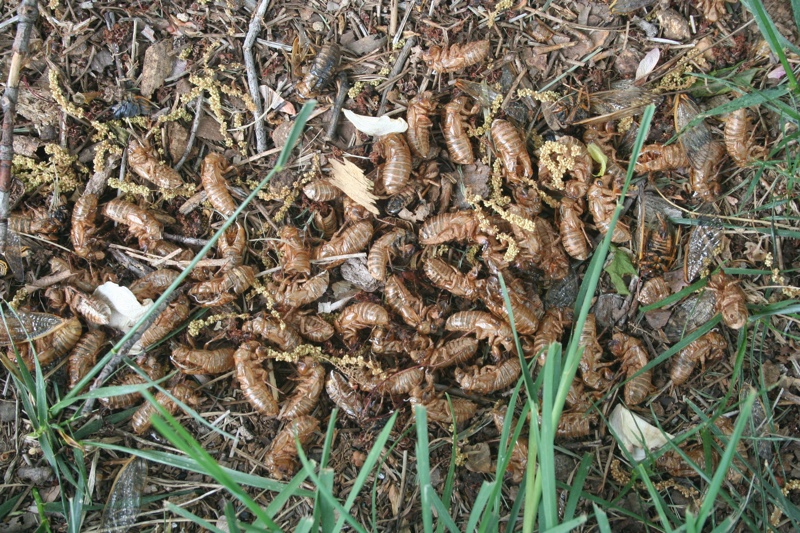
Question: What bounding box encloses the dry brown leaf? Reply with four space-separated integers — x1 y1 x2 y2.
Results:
328 159 380 215
140 41 174 98
463 442 493 473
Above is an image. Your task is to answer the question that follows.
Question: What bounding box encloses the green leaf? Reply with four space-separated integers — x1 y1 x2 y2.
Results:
689 68 759 97
603 245 637 296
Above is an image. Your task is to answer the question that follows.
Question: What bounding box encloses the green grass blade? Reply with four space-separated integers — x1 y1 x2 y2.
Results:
692 391 757 531
294 517 315 533
539 343 560 529
543 515 588 533
426 486 461 533
224 501 242 533
636 464 675 532
265 469 310 518
315 468 335 533
563 453 594 522
466 481 499 533
415 406 434 533
319 409 338 469
0 494 22 520
88 442 309 495
436 404 459 533
593 503 611 533
295 443 368 533
740 0 798 92
504 478 527 533
54 101 317 414
165 502 227 533
148 406 281 531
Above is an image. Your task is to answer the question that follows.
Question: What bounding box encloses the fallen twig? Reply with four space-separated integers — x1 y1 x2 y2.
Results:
0 0 38 256
325 72 350 141
243 0 271 153
378 36 416 116
174 96 204 171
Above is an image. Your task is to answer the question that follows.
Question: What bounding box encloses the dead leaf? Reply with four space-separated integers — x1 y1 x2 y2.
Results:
463 442 493 473
341 257 382 292
343 109 408 136
609 404 672 462
140 41 175 98
635 48 660 82
388 483 401 516
328 159 379 215
398 202 431 222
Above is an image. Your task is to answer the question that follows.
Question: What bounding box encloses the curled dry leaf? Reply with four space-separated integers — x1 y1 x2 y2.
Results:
343 109 408 136
608 404 672 461
92 282 154 333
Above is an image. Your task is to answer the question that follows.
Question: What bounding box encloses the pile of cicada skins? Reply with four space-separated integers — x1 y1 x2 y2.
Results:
6 38 756 482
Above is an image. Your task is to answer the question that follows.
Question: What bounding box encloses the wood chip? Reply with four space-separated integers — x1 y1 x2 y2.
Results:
328 159 379 215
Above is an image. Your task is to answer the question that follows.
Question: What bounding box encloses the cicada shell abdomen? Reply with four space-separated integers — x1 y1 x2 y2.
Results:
423 40 490 73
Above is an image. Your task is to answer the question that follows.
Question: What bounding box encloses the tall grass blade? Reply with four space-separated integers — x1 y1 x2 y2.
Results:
294 517 315 533
425 486 461 533
165 502 227 533
563 453 594 522
265 469 310 518
593 503 611 533
740 0 798 92
224 501 242 533
315 468 335 533
636 464 675 532
415 406 434 532
542 516 587 533
466 481 499 533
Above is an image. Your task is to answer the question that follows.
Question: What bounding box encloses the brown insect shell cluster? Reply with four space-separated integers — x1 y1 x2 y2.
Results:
188 265 256 307
423 40 490 73
608 332 653 405
99 354 166 409
376 133 412 196
103 199 163 243
264 415 320 480
445 310 514 360
586 176 630 243
200 153 237 218
130 382 200 435
234 341 279 416
707 272 749 329
127 140 184 190
71 192 104 260
670 330 727 386
406 91 437 159
491 119 532 184
442 96 480 165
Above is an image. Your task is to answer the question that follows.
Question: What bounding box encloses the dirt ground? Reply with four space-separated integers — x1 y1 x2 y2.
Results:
0 0 799 530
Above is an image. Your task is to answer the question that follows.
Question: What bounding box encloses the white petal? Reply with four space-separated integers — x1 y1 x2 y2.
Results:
608 404 672 462
93 282 154 333
635 48 660 81
343 109 408 136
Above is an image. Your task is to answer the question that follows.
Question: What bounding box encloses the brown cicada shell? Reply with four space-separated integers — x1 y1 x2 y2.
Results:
409 383 477 424
234 341 278 416
419 211 483 246
367 228 412 282
295 43 340 98
637 213 677 280
442 96 479 165
279 358 325 420
364 367 425 396
243 316 302 352
674 95 725 201
103 199 163 243
406 91 437 158
171 345 235 375
10 206 67 238
608 332 652 405
200 153 236 218
272 270 330 308
264 415 320 480
68 330 106 392
140 295 191 349
315 220 374 267
423 40 490 73
294 314 335 343
483 276 542 335
188 265 255 307
559 197 590 261
71 192 104 260
531 307 570 365
303 180 342 202
64 287 111 325
455 357 521 394
634 144 689 173
384 275 434 334
638 276 671 306
556 411 598 439
587 177 631 243
422 336 480 368
326 371 364 419
578 314 613 391
724 108 766 167
334 302 389 344
491 119 532 183
131 382 200 435
386 184 418 216
313 207 338 239
147 239 193 262
129 269 181 301
127 140 183 189
218 223 247 272
445 311 514 360
278 225 311 277
707 272 749 329
376 133 412 195
9 317 82 370
423 257 484 300
670 330 727 386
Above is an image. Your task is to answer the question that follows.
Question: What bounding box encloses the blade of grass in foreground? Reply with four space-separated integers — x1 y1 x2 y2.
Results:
740 0 798 92
415 407 434 533
165 502 227 533
53 100 317 415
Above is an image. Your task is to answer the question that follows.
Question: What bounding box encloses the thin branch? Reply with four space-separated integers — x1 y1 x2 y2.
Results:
326 72 349 141
0 0 39 253
174 96 203 171
243 0 271 153
377 36 416 115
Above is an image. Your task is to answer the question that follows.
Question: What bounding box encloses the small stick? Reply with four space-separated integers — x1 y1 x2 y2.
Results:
325 72 349 141
244 0 271 153
109 248 153 278
163 232 210 247
174 96 203 171
81 287 186 415
377 36 416 115
0 0 38 255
